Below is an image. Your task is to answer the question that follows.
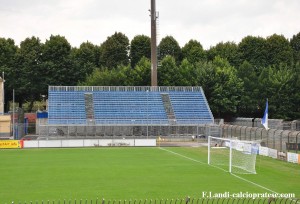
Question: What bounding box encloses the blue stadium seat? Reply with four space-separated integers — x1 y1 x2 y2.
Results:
48 91 86 124
93 91 168 124
169 92 213 124
48 87 214 125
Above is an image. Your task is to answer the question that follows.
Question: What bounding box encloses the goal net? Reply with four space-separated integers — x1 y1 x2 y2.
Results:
208 136 260 174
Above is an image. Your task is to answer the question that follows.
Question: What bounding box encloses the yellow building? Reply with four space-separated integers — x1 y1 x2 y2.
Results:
0 76 10 136
0 76 3 115
0 115 11 137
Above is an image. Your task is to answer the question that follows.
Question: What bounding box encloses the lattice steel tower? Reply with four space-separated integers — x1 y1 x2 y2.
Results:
150 0 158 86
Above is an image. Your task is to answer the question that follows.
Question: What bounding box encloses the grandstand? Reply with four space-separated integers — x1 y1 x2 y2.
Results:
40 86 214 137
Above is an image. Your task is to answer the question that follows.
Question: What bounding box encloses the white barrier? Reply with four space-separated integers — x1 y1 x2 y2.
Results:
287 152 299 164
24 141 39 148
259 146 269 156
62 140 84 147
39 140 62 148
83 139 100 147
23 139 156 148
258 146 300 164
109 139 134 146
135 139 156 146
268 148 278 159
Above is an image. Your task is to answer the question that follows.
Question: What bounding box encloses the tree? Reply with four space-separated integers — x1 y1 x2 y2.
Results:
15 36 44 109
290 32 300 63
130 35 151 68
194 61 215 101
131 57 151 86
100 32 130 69
207 41 239 67
258 65 295 119
196 57 244 117
158 56 180 86
266 34 293 66
71 41 99 83
237 61 260 117
182 40 206 64
43 35 71 62
177 59 196 86
158 36 182 63
293 62 300 118
0 38 17 68
0 38 18 112
81 66 129 86
42 35 77 86
72 41 100 67
238 36 268 71
80 68 112 86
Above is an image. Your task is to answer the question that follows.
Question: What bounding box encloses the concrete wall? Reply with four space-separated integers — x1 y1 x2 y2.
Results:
23 139 156 148
229 118 300 131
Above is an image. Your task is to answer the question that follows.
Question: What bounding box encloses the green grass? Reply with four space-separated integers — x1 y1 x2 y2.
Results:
0 147 299 203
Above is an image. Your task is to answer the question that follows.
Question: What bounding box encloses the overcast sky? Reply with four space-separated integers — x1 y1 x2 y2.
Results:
1 0 300 49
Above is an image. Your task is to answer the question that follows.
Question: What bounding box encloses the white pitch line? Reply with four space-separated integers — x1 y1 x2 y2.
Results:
159 147 207 165
159 147 279 194
230 173 278 194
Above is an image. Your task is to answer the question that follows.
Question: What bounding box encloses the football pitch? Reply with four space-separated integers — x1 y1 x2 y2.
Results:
0 147 299 203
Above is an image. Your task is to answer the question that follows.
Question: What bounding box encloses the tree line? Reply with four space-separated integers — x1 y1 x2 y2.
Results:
0 32 299 120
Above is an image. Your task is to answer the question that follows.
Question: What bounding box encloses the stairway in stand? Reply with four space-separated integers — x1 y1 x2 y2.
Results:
160 93 176 125
84 93 95 125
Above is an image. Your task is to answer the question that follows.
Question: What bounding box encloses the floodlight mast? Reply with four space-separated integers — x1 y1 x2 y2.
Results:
150 0 158 86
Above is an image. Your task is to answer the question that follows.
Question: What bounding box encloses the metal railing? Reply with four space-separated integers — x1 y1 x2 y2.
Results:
36 124 217 139
49 86 203 92
45 119 213 126
9 197 300 204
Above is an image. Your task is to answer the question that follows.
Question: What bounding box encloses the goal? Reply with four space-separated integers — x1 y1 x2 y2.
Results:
208 136 260 174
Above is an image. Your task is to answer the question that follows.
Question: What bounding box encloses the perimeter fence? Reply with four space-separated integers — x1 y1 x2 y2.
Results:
35 124 221 139
9 197 300 204
220 124 300 153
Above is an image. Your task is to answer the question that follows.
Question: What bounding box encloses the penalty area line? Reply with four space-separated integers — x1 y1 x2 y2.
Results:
158 147 279 195
159 147 207 165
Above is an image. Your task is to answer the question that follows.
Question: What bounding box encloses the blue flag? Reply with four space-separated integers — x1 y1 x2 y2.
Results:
261 99 269 130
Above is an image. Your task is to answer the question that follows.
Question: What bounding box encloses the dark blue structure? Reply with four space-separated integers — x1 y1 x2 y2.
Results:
48 86 214 125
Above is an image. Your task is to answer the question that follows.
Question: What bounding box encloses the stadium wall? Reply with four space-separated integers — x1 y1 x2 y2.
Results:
22 139 156 148
221 124 300 151
220 124 300 161
230 117 300 131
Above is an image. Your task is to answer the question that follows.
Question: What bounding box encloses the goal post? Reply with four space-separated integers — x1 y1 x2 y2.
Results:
208 136 260 174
